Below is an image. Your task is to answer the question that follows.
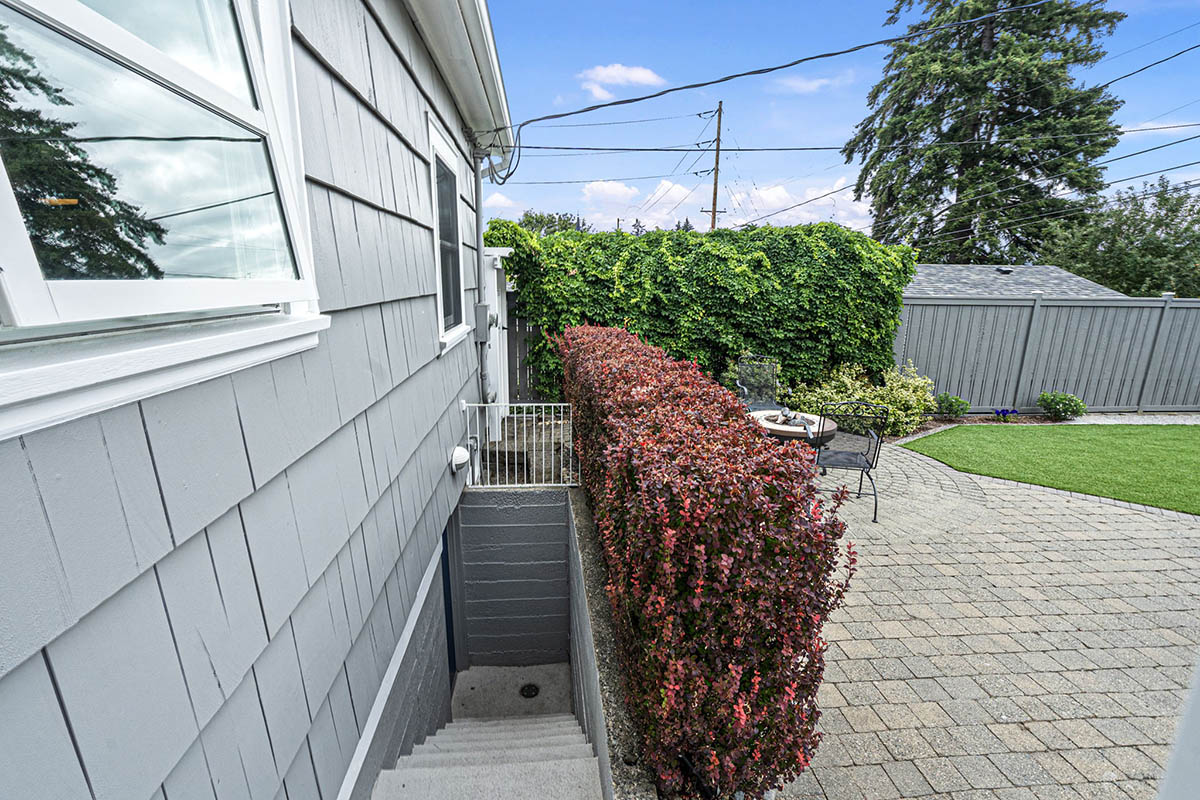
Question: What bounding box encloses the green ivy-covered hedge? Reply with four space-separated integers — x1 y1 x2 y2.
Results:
485 220 916 400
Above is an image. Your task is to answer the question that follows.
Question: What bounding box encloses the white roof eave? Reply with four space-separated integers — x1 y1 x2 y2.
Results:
405 0 514 170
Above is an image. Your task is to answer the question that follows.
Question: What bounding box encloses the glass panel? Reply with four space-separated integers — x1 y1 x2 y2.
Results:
436 157 461 329
77 0 255 105
0 7 296 282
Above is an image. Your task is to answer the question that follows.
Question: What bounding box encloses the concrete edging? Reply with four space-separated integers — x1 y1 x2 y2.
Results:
567 488 658 800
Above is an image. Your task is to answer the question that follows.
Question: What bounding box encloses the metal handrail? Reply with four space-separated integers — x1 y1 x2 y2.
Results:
463 403 579 487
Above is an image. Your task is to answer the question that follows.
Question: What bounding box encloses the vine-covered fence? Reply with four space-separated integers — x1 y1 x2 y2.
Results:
508 291 1200 411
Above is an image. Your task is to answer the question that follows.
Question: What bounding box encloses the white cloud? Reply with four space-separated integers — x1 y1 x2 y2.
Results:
772 70 855 95
578 64 666 87
582 180 640 205
576 63 665 99
483 192 516 208
580 81 615 101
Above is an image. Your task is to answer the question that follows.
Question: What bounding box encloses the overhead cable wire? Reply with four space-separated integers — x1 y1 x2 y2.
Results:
535 110 717 129
514 123 1200 154
913 176 1200 250
737 185 856 227
483 0 1053 184
912 162 1200 247
639 113 718 212
507 168 713 186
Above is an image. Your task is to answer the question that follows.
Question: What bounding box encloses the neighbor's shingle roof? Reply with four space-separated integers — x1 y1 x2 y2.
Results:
905 263 1127 298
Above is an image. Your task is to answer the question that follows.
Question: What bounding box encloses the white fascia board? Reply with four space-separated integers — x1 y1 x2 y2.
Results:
405 0 514 167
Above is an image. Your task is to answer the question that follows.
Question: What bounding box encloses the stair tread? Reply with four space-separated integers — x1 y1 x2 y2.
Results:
450 713 576 725
399 743 594 768
414 732 586 752
439 729 583 743
374 758 603 800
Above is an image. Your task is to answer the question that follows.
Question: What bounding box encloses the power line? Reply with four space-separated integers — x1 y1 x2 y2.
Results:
513 123 1200 154
639 114 718 212
737 185 856 227
913 177 1200 251
1003 41 1200 131
913 161 1200 249
535 110 717 129
904 129 1200 234
484 0 1053 184
521 140 716 158
507 168 713 186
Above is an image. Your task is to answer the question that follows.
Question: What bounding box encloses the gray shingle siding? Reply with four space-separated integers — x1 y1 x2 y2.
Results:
906 263 1127 298
0 0 481 797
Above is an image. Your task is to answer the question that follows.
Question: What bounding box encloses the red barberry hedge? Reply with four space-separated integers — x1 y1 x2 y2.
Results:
559 326 855 799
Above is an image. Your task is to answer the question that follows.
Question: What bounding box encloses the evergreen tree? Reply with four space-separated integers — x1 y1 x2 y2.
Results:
843 1 1124 263
674 217 695 232
631 218 646 236
0 23 165 279
1040 177 1200 297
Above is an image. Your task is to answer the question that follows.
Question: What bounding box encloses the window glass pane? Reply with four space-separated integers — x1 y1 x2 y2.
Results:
0 7 296 282
77 0 254 105
436 157 461 329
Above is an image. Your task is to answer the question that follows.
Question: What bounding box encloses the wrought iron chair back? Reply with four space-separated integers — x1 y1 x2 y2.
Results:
815 401 889 522
735 354 782 412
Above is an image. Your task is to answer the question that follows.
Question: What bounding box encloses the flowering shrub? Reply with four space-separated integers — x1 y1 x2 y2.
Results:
993 408 1020 422
559 326 855 799
1037 391 1087 421
779 362 936 437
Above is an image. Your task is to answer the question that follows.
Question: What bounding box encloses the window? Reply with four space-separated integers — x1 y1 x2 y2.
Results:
0 0 314 326
429 121 465 345
0 0 325 440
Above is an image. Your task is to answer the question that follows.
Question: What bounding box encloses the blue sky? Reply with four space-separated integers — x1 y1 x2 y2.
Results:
484 0 1200 234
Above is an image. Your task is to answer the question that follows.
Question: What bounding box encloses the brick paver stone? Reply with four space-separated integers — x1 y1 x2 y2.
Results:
783 446 1200 798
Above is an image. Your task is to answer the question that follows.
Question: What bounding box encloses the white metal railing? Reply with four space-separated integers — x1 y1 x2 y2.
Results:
464 403 579 487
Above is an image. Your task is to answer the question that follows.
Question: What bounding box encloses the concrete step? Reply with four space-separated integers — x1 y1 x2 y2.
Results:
447 713 576 726
415 732 587 752
448 719 583 734
399 743 594 769
374 758 604 800
435 722 582 741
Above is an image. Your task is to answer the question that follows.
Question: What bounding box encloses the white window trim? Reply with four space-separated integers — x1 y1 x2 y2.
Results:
428 117 469 350
0 0 328 438
0 312 329 440
0 0 317 326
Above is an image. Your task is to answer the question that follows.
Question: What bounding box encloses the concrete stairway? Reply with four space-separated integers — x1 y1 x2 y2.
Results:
373 713 603 800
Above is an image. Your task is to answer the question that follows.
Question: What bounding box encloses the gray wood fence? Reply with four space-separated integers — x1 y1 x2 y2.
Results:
506 292 542 401
895 292 1200 412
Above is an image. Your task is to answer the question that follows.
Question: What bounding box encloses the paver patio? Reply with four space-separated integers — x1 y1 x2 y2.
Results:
785 445 1200 799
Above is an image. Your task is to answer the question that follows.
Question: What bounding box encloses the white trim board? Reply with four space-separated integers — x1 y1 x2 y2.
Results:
0 312 328 440
336 539 443 800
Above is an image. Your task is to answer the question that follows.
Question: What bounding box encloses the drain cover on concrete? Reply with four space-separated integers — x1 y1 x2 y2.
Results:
519 683 540 698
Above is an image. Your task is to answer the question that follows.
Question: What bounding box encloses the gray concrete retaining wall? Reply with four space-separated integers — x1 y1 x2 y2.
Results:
458 488 570 665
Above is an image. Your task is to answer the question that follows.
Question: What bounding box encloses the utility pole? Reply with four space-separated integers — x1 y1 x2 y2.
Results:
709 101 723 231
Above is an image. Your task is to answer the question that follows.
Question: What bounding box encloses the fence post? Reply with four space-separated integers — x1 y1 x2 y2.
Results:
1135 292 1175 412
1012 291 1044 409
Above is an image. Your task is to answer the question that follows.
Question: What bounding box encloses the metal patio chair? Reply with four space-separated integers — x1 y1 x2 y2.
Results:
735 354 783 412
815 401 888 523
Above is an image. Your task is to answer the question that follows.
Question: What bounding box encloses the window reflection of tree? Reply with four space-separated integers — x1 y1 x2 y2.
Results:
0 23 165 280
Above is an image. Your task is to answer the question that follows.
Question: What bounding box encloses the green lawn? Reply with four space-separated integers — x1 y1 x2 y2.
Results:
902 424 1200 515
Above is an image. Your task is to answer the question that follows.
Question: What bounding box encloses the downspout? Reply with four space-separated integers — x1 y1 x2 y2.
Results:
474 151 488 402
